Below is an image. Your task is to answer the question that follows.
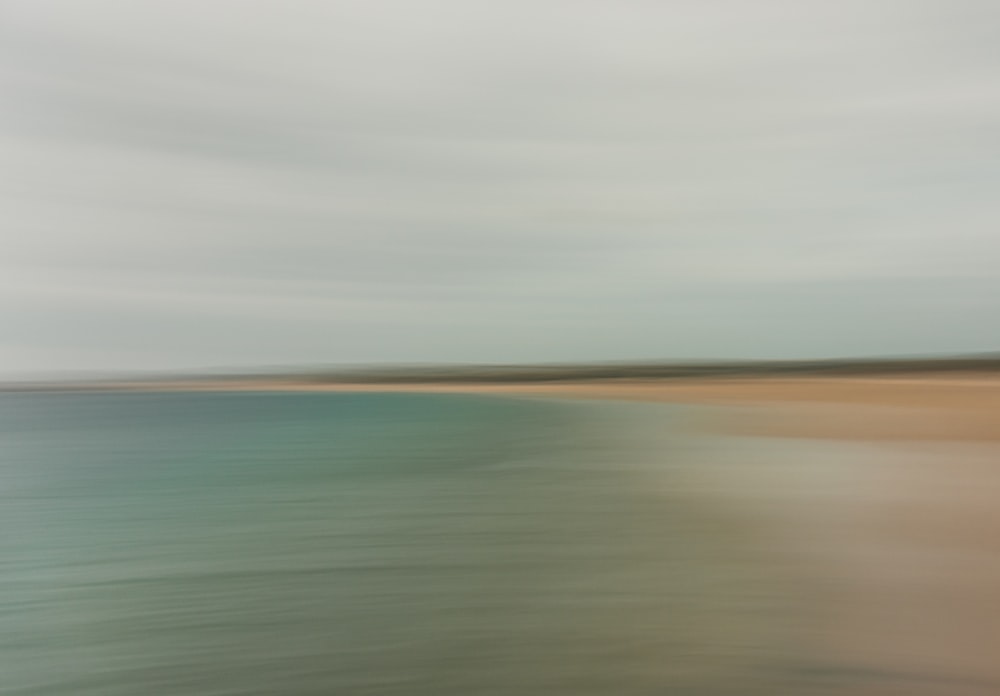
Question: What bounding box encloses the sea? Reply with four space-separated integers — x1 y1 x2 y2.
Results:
0 391 806 695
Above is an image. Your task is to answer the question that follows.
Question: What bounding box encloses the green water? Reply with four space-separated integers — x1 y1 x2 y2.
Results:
0 391 799 694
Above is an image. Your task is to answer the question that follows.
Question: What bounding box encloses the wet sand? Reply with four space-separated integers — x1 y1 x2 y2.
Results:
683 436 1000 695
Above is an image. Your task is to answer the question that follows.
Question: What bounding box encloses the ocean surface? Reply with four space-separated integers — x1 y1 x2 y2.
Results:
0 391 804 695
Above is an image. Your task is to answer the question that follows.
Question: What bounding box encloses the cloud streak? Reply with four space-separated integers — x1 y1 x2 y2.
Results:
3 0 1000 373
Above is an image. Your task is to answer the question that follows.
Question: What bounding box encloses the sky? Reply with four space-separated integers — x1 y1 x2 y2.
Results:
3 0 1000 375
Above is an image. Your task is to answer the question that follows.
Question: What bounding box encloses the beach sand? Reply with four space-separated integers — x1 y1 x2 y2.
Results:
467 376 1000 694
444 375 1000 694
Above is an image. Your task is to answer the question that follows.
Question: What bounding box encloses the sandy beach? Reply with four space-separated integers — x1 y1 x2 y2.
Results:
438 374 1000 443
432 375 1000 694
459 376 1000 694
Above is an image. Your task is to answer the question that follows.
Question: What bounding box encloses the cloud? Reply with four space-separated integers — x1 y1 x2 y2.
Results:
3 0 1000 373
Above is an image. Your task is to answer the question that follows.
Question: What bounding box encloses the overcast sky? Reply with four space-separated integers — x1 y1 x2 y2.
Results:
3 0 1000 375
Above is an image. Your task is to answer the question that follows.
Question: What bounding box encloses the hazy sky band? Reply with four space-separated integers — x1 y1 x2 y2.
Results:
3 0 999 374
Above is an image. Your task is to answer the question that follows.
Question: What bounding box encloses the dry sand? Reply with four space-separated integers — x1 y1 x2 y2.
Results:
311 374 1000 442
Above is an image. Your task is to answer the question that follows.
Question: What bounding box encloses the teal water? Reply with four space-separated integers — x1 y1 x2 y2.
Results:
0 392 799 694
